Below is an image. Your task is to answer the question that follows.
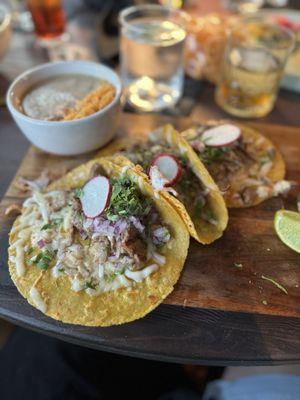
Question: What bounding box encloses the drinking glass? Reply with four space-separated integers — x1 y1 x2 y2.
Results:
26 0 65 40
215 18 295 118
119 5 187 112
224 0 265 13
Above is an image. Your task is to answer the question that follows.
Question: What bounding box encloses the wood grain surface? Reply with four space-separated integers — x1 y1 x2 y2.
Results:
1 113 299 323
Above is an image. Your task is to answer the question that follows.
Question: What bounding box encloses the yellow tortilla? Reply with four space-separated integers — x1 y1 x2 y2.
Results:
8 158 189 327
96 125 228 244
182 122 286 208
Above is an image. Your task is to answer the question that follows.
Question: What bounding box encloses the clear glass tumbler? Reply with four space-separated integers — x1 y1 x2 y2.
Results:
215 17 295 118
119 5 187 112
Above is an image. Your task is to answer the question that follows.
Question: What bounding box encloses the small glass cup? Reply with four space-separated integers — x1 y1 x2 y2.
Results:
215 17 295 118
224 0 265 14
119 5 187 112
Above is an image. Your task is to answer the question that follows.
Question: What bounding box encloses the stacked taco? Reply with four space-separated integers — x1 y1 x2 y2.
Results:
97 124 229 245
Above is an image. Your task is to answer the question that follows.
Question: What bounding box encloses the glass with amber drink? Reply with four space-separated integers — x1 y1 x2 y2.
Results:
26 0 65 40
215 18 295 118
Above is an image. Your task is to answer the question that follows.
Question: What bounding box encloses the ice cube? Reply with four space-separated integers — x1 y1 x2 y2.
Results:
230 47 278 73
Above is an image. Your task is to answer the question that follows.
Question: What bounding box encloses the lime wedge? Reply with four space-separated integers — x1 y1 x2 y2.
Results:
274 210 300 253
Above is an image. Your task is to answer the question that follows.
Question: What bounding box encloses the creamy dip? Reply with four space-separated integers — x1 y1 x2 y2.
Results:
21 74 103 121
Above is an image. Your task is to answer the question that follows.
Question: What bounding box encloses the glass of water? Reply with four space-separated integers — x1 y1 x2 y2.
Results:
215 18 295 118
119 5 187 112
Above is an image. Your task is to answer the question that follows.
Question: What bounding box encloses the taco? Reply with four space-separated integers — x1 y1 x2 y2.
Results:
181 121 289 208
8 158 189 326
97 125 228 244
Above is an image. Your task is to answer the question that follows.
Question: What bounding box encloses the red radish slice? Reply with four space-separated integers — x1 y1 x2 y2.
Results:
80 176 112 218
202 124 241 147
150 154 182 187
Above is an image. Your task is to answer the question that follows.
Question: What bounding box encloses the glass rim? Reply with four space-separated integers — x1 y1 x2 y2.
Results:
230 18 296 52
118 4 190 33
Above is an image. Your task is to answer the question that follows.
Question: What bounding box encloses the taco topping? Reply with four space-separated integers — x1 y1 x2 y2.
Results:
149 154 183 187
185 124 290 207
202 124 241 147
80 176 112 218
118 140 216 227
10 175 172 299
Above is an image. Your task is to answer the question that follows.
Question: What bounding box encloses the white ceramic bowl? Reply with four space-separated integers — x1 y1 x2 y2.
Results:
0 5 11 60
6 61 122 155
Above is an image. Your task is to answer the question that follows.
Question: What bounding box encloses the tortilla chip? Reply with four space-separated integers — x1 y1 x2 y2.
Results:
96 125 228 244
182 122 286 208
8 158 189 326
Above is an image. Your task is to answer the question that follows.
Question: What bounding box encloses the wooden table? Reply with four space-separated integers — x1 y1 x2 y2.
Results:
0 4 300 366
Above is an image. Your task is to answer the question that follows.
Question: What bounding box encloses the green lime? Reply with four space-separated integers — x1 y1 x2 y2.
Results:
274 210 300 254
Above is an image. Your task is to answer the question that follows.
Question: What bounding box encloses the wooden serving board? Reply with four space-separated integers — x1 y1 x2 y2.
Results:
1 113 300 319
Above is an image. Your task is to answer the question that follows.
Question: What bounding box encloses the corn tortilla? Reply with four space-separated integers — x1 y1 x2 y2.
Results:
8 158 189 326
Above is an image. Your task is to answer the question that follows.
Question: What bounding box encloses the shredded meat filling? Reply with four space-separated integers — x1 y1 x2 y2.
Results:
119 226 148 270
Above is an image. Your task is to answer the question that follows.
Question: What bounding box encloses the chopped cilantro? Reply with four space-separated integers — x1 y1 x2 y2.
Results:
41 223 52 230
203 209 216 223
27 247 34 255
118 267 126 275
31 249 55 270
105 177 152 221
52 217 63 226
105 272 117 283
26 257 35 266
177 155 188 168
76 210 84 220
201 147 230 165
58 267 65 273
41 217 63 231
85 280 97 290
74 187 83 199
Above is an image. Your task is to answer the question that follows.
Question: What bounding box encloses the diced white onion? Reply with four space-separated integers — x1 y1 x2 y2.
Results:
71 279 84 292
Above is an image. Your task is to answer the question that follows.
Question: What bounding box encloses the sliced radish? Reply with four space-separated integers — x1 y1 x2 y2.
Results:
80 176 112 218
202 124 241 147
150 154 182 187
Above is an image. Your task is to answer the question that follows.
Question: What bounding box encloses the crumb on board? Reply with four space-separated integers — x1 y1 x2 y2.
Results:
261 275 288 295
233 262 243 269
262 300 268 306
